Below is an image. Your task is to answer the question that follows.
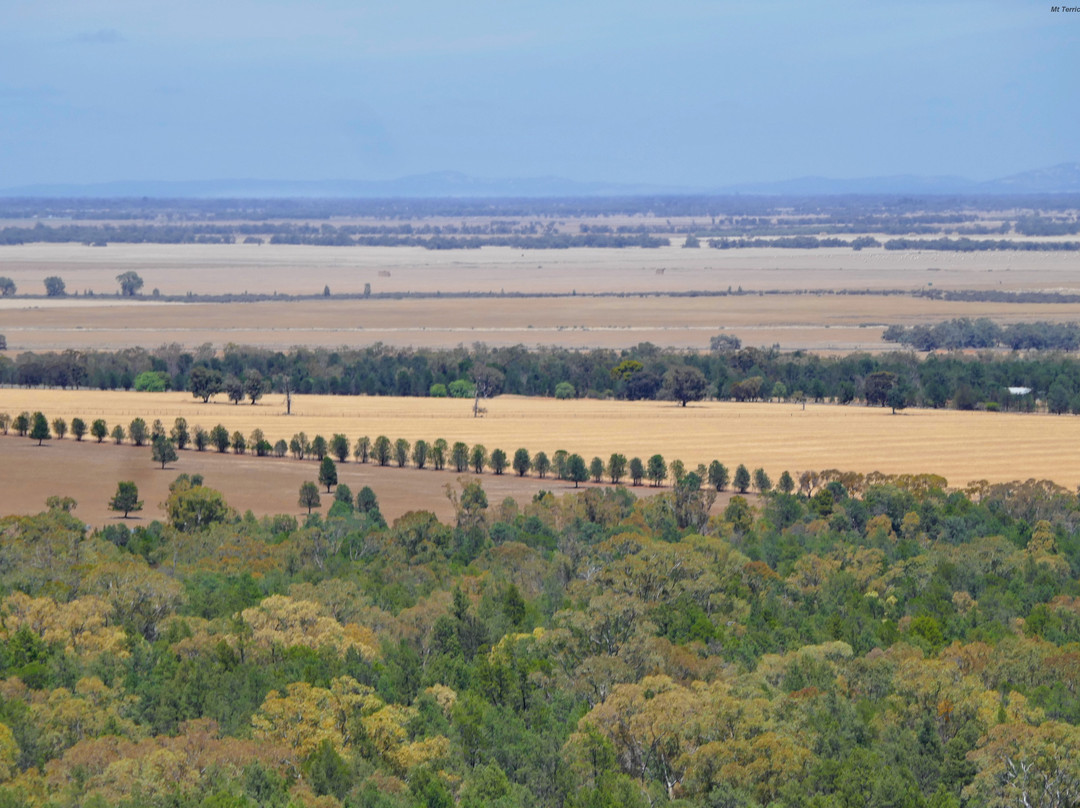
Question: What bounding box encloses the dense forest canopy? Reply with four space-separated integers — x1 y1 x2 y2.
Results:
0 469 1077 807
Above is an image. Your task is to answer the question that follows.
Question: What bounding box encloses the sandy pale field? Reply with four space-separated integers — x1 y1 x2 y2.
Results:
2 243 1079 353
4 293 1080 354
1 391 1077 526
2 242 1078 296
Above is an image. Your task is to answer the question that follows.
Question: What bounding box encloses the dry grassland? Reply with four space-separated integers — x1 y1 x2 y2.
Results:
2 390 1078 525
4 291 1080 354
3 243 1080 353
1 242 1077 297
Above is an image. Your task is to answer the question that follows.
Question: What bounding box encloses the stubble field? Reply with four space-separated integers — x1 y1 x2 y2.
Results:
1 389 1077 526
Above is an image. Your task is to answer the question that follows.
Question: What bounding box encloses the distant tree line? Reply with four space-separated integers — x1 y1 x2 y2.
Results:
883 318 1080 352
11 341 1080 413
883 236 1080 252
3 192 1077 221
708 236 882 250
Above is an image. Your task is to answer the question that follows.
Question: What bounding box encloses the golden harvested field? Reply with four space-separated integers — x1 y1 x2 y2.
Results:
2 242 1080 352
3 282 1080 354
2 390 1078 525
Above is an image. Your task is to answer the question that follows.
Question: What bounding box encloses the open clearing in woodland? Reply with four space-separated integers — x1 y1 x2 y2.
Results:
2 390 1078 525
2 243 1080 352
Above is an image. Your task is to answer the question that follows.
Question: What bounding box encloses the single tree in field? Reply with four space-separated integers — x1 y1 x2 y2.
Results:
189 366 223 403
532 451 550 479
353 435 371 463
629 457 645 486
0 277 15 296
589 456 604 483
193 426 209 451
887 384 908 415
470 444 487 474
129 418 149 447
152 435 178 469
356 486 378 514
51 417 67 440
864 371 897 407
13 412 30 436
373 435 392 466
30 412 50 445
299 481 321 513
109 481 143 518
225 376 244 405
607 453 627 484
244 370 266 404
451 442 469 472
777 470 795 494
330 434 350 463
489 448 507 475
663 366 708 406
0 413 13 434
566 454 589 488
231 431 246 454
43 276 66 297
250 429 268 456
151 419 166 441
753 467 772 494
412 439 429 469
110 424 126 445
319 456 338 492
647 454 667 487
553 450 569 480
334 483 353 509
669 459 686 485
394 438 410 468
431 438 448 470
290 432 308 459
116 271 144 297
210 424 230 453
707 460 729 492
512 448 531 477
273 439 287 457
91 419 108 443
71 417 87 441
733 464 751 494
171 417 190 450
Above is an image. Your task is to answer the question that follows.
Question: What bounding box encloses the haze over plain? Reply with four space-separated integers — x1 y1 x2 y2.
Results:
1 0 1074 190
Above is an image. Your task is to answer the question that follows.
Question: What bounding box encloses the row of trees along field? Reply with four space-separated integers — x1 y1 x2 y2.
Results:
8 340 1080 412
1 411 779 501
0 271 143 298
0 467 1077 808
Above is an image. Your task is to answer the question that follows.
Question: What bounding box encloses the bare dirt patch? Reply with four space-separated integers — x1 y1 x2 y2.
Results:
0 436 642 527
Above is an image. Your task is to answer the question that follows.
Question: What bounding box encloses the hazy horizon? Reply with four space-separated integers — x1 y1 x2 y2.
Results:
2 1 1075 188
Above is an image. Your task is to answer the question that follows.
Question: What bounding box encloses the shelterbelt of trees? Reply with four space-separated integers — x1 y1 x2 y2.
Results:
9 341 1080 413
0 469 1077 808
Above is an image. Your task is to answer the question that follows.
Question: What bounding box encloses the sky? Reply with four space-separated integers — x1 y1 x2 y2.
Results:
0 0 1075 188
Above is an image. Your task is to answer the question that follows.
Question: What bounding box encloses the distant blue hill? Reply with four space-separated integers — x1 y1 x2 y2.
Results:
3 163 1078 198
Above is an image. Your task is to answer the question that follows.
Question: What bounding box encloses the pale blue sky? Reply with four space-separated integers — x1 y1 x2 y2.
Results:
0 0 1074 187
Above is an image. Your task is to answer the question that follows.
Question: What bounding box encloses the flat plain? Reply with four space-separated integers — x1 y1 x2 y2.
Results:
2 242 1080 352
1 390 1077 525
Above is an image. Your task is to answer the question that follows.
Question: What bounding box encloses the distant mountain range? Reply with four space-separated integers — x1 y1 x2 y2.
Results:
3 163 1079 198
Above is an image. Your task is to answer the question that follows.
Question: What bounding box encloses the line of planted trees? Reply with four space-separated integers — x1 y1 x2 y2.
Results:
1 410 786 503
10 340 1080 412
